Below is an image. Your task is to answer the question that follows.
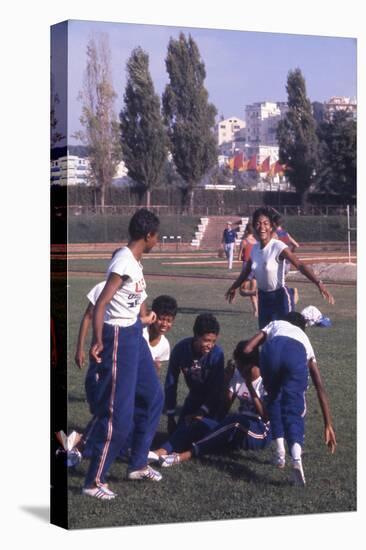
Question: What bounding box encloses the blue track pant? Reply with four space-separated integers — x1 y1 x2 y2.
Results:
258 287 295 329
260 336 308 449
192 414 271 455
84 320 163 487
162 414 270 455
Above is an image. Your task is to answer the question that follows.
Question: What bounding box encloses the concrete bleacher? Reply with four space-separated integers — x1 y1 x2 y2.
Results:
191 216 249 250
190 217 209 248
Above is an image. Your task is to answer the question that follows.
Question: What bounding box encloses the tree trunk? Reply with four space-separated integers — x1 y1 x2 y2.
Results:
188 185 195 215
301 188 310 214
146 188 151 209
100 185 105 215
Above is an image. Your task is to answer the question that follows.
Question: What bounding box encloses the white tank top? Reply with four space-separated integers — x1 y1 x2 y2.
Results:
250 238 288 291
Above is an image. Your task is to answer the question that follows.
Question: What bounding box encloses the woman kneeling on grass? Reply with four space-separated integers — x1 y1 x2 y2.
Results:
151 341 271 467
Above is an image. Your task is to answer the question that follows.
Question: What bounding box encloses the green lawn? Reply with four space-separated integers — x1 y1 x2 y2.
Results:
62 259 356 529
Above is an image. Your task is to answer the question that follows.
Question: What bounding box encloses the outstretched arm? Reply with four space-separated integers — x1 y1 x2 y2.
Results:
280 248 335 305
308 358 337 453
287 232 300 250
75 302 94 369
225 259 253 303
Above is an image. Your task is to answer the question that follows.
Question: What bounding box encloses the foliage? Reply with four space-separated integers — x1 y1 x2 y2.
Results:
277 69 319 206
119 47 168 207
316 111 356 198
50 73 65 147
162 33 218 210
74 34 121 208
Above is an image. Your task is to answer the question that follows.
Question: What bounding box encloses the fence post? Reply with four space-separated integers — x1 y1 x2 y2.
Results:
347 204 351 264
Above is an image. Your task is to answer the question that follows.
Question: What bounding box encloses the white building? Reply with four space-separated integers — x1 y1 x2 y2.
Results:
216 116 246 155
51 155 90 185
244 101 288 164
325 96 357 121
50 155 128 186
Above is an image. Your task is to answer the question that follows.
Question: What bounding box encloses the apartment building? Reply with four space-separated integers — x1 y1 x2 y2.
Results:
51 155 128 186
216 116 246 155
244 101 288 164
325 96 357 121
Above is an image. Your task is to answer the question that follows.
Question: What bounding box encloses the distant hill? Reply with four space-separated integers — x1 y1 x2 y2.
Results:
50 145 90 160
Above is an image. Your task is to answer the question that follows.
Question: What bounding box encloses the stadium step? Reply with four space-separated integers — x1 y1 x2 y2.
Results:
198 216 249 250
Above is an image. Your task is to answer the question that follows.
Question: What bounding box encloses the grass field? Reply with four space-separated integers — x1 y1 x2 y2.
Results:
61 256 356 529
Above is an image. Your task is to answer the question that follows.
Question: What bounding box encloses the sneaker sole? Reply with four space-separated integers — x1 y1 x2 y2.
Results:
127 471 162 481
292 468 306 487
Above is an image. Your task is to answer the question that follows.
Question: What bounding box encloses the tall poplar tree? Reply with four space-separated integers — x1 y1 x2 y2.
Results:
316 110 356 199
277 68 319 208
163 33 218 212
120 47 168 207
75 34 121 210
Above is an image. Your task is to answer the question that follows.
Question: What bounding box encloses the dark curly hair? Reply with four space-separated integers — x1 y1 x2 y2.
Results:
233 340 259 367
193 313 220 337
252 207 274 228
128 208 160 240
152 295 178 318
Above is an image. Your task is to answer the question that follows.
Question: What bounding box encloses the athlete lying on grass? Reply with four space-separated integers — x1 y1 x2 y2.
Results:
151 341 271 466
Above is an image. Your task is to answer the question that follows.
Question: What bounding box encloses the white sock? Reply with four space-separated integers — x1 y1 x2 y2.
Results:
274 437 286 457
290 442 302 462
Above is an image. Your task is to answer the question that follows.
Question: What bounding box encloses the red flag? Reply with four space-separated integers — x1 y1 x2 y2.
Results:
233 152 244 170
269 162 276 176
275 161 287 175
247 154 257 171
258 156 270 173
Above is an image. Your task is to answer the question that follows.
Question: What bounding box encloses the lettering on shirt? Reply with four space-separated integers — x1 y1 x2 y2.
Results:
135 279 146 293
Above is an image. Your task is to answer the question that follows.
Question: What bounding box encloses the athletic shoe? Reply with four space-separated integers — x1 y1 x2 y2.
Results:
56 447 82 468
159 453 181 468
82 485 117 500
291 459 306 486
147 451 160 463
273 454 286 469
127 465 162 481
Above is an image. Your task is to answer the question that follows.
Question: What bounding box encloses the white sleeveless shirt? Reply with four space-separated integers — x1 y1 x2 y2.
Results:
250 238 288 291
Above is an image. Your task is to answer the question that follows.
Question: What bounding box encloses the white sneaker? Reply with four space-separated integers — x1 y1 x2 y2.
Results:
82 485 117 500
159 453 181 468
147 451 160 463
127 465 162 481
273 454 286 469
291 459 306 486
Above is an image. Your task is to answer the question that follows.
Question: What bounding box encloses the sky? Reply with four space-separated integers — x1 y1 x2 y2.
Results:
51 19 357 146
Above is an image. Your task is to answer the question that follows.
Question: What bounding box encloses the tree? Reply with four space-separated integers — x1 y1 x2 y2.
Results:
316 110 356 199
162 33 218 213
277 68 319 207
50 73 65 148
312 101 327 127
119 47 168 207
75 34 121 210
